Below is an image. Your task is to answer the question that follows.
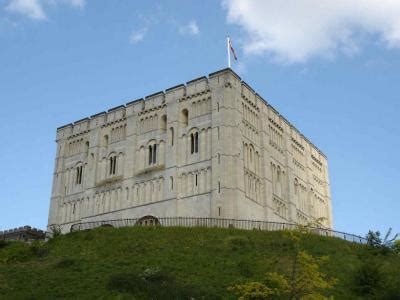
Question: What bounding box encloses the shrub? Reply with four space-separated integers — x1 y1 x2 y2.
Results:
366 228 398 254
30 241 49 258
353 260 384 296
0 239 8 249
228 281 275 300
49 225 62 238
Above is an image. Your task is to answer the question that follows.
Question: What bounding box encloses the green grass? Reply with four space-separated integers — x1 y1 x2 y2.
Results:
0 226 399 299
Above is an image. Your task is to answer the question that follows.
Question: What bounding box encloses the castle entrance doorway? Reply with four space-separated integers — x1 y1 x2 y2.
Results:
136 215 160 226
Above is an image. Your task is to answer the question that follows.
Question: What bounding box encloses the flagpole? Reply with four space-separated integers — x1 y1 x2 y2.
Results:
227 37 231 68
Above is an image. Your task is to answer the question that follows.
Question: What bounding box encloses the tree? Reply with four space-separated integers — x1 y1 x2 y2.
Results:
366 228 399 252
228 281 276 300
228 249 336 299
288 251 336 299
295 218 327 234
394 240 400 254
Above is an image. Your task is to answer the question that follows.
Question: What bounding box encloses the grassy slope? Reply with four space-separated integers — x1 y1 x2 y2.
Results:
0 226 399 299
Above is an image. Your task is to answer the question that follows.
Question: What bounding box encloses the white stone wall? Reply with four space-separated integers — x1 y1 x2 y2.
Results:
48 69 333 233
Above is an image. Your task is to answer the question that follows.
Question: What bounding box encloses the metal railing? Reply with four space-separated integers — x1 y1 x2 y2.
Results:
70 217 367 244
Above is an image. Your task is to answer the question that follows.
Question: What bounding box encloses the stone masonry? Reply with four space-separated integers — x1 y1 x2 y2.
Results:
48 68 333 233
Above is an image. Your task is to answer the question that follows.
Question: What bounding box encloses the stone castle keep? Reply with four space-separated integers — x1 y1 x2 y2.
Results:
48 68 333 233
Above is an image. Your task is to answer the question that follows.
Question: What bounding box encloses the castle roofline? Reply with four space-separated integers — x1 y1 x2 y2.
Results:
186 76 207 85
56 67 326 158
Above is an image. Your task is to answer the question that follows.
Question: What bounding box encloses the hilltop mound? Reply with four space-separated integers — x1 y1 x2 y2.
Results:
0 226 399 299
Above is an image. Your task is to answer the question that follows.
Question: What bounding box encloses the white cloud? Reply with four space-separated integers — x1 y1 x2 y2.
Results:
6 0 46 20
129 27 147 44
179 20 200 36
5 0 85 20
223 0 400 63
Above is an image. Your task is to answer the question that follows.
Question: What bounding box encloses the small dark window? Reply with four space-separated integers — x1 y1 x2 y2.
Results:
195 174 198 186
149 145 153 165
181 109 188 127
153 144 157 164
148 144 157 165
109 156 117 175
170 127 174 146
161 115 167 130
76 165 83 184
190 132 199 154
194 132 199 153
190 134 194 154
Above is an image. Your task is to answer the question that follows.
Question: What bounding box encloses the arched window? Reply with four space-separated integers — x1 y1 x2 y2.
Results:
170 176 174 190
161 115 167 130
85 141 89 156
153 144 157 163
169 127 174 146
103 135 109 147
148 145 153 165
195 132 198 153
148 143 157 165
181 109 188 127
190 132 199 154
109 155 117 175
75 165 83 185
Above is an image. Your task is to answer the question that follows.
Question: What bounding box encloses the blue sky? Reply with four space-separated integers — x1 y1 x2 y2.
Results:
0 0 399 237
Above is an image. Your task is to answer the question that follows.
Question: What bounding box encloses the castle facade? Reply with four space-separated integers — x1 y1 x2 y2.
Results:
48 68 333 233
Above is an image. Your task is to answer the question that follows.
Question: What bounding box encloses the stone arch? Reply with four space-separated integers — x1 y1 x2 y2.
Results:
136 215 160 226
102 134 109 147
181 108 189 127
100 223 114 228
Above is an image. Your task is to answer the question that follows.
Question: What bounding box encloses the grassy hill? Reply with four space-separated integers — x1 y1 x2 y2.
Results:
0 226 399 299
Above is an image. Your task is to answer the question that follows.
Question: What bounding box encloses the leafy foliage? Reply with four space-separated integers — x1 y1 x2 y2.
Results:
366 228 398 251
229 229 337 300
394 240 400 255
49 225 62 238
228 281 277 299
288 251 336 299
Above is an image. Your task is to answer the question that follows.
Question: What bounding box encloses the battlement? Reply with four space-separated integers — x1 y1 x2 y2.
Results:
56 68 326 158
1 225 46 241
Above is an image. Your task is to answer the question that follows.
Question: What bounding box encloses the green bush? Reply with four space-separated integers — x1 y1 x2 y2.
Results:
30 241 49 259
0 240 8 249
353 260 384 296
